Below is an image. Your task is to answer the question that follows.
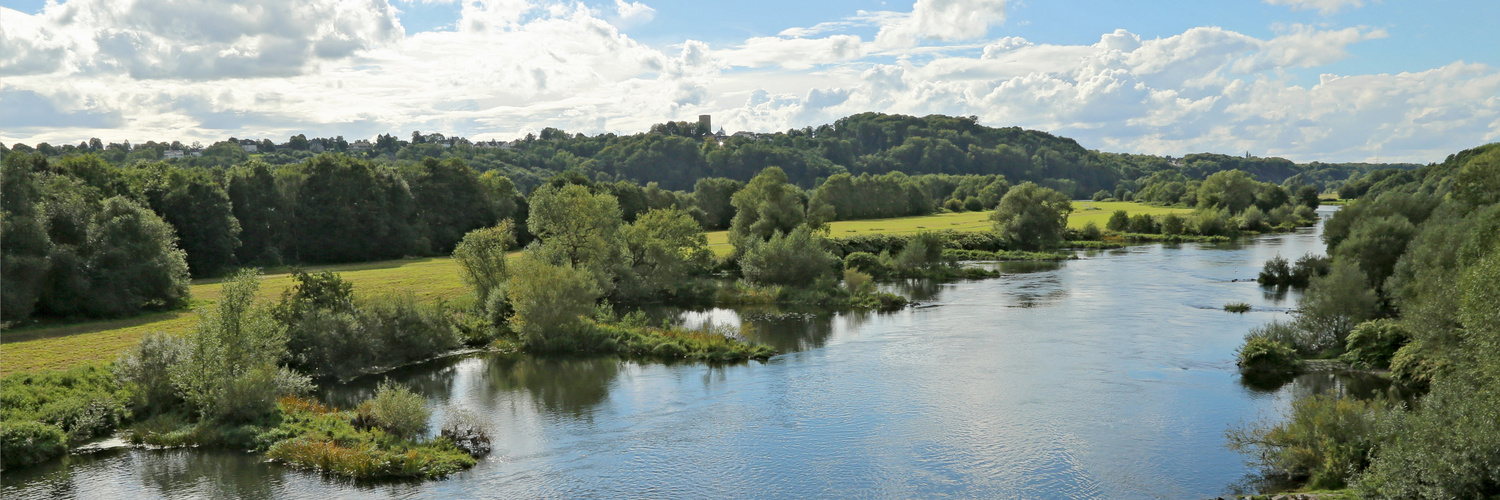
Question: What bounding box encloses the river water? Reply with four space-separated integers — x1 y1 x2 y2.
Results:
3 207 1391 499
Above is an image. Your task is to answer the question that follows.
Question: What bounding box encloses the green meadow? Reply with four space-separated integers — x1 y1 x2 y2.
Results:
4 201 1188 374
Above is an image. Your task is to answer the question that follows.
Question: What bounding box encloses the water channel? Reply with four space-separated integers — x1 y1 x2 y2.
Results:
3 207 1396 499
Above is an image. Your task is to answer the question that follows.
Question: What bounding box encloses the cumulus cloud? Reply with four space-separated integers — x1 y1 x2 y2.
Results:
1264 0 1367 15
875 0 1008 48
1 0 1494 164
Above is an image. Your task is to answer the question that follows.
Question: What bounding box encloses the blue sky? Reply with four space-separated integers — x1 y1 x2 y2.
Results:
1 0 1496 162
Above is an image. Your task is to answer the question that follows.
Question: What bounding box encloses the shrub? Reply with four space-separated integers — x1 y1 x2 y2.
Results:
1224 302 1251 313
1194 208 1232 236
739 226 838 288
1295 260 1379 353
1258 255 1292 286
843 251 887 277
991 182 1072 250
506 253 605 352
943 198 964 212
1 365 129 443
1106 210 1129 232
964 196 983 212
453 221 514 304
1237 336 1298 372
1289 253 1331 288
1340 319 1408 370
1160 213 1185 235
1079 221 1103 240
1092 190 1110 202
1128 213 1157 234
1227 394 1388 489
115 331 186 412
365 381 430 440
891 231 946 271
0 421 67 469
843 268 875 296
1355 382 1500 497
1241 205 1267 231
173 269 298 422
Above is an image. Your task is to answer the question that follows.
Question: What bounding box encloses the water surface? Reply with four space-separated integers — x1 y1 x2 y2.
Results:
3 208 1390 499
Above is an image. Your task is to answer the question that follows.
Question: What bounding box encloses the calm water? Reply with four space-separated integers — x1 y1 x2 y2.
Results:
4 207 1391 499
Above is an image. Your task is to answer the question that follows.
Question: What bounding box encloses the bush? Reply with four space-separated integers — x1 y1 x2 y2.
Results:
1224 302 1251 313
1079 221 1103 240
364 381 430 440
453 221 514 304
1128 213 1157 234
1160 213 1185 235
507 253 605 352
1258 255 1292 286
1237 336 1298 372
739 226 838 288
843 251 887 277
1106 210 1129 232
1241 205 1267 231
943 198 964 212
1092 190 1110 202
842 268 875 296
115 331 186 412
891 231 946 271
964 196 983 212
1289 253 1331 288
1340 319 1408 370
1 365 129 444
0 420 67 469
1355 382 1500 497
1295 260 1379 353
1227 394 1388 489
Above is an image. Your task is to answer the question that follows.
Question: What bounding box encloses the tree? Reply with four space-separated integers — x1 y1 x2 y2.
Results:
505 253 603 352
1295 185 1321 209
991 182 1073 250
730 167 812 251
526 183 624 283
129 165 242 277
291 155 422 263
1 153 53 321
1333 214 1418 289
453 221 515 305
226 163 288 265
80 196 193 317
1106 210 1129 232
1295 260 1379 351
618 208 711 300
1197 170 1258 214
738 225 838 288
408 158 496 254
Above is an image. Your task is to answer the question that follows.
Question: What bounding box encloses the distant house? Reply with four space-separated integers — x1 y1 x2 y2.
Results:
189 148 204 157
308 140 325 153
731 131 761 140
351 140 373 152
164 149 185 159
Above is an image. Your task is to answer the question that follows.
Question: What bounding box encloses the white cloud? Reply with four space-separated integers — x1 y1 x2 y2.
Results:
1264 0 1367 15
875 0 1008 48
1 0 1494 165
612 0 655 27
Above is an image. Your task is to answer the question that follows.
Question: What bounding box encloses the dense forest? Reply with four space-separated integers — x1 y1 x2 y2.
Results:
1231 143 1500 495
0 113 1413 326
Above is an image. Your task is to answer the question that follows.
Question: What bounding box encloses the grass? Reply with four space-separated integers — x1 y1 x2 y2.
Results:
1 257 468 375
6 202 1183 374
1225 302 1253 313
705 201 1193 254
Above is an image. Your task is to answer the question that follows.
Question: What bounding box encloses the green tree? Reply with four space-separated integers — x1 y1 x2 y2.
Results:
173 270 307 421
291 154 422 263
453 221 515 305
408 158 496 254
526 183 624 283
1333 214 1418 288
128 165 241 277
1294 260 1379 352
226 163 289 265
738 225 839 288
991 182 1073 250
1106 210 1129 232
506 253 603 352
618 208 711 300
729 167 821 253
1197 170 1257 214
1 153 53 321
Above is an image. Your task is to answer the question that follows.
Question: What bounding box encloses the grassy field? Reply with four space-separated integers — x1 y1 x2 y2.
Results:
4 201 1188 374
1 258 469 375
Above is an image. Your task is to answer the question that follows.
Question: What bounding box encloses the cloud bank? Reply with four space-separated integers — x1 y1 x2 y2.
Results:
1 0 1495 163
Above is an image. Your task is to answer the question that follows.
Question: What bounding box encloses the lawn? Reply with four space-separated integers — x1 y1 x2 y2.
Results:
5 202 1189 374
1 257 470 375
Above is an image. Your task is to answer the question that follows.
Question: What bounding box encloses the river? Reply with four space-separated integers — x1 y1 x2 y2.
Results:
3 207 1393 499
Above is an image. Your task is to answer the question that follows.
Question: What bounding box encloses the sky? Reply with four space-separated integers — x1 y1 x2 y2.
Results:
1 0 1496 163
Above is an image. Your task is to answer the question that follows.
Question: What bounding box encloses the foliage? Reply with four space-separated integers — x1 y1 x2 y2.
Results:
114 332 186 412
265 397 473 479
692 177 743 230
738 226 839 288
1237 336 1298 372
729 167 824 253
843 251 887 278
1294 260 1379 353
1106 209 1129 232
453 221 515 305
991 182 1073 250
594 314 777 362
618 208 712 301
173 269 308 422
1224 302 1251 313
1354 381 1500 497
363 381 431 440
1258 255 1291 287
276 272 460 380
1197 169 1258 213
1340 319 1408 370
506 253 604 352
1226 395 1389 490
526 182 624 282
0 420 68 469
1 365 130 446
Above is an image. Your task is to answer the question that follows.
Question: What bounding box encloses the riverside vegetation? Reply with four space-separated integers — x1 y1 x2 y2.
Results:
1228 143 1500 495
0 113 1400 484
